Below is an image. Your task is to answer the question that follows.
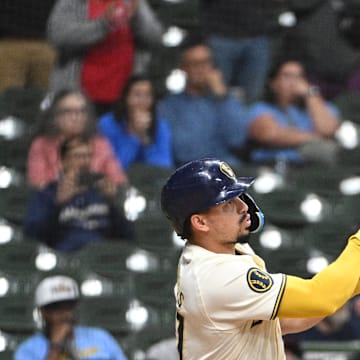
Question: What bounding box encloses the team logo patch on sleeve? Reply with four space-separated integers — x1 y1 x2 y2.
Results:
247 268 273 293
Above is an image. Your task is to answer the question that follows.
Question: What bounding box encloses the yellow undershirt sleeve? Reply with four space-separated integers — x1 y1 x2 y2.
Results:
278 229 360 318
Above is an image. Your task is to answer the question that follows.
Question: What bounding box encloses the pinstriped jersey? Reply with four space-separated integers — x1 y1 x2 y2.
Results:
175 242 287 360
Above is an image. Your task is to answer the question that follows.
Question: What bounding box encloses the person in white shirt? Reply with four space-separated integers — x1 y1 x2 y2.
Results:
161 158 360 360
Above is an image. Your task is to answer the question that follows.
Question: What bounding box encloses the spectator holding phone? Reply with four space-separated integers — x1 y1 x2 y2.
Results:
27 88 127 189
24 136 134 252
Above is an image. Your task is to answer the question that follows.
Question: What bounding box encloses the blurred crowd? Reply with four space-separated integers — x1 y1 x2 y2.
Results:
1 0 360 359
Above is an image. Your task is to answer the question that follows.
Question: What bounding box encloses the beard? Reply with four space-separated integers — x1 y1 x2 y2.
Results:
236 213 250 244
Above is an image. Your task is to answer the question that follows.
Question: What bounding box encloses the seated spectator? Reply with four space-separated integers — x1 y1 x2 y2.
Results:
245 58 341 165
27 88 127 189
14 275 128 360
24 136 134 252
158 37 248 168
98 75 174 170
0 1 56 93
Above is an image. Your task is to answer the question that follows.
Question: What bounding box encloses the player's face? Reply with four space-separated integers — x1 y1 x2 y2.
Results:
203 197 251 247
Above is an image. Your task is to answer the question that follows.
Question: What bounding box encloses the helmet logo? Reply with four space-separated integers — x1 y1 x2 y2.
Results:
220 162 235 179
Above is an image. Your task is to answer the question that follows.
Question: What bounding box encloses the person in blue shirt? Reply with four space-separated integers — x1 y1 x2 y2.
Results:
98 75 174 170
157 37 248 168
14 275 128 360
24 136 134 252
245 58 341 165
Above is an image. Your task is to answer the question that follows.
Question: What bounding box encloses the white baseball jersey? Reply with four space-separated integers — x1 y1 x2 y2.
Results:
174 242 287 360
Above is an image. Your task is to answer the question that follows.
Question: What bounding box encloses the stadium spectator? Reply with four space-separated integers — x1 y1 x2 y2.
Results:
27 88 127 189
283 0 360 100
98 75 174 170
47 0 163 115
14 275 128 360
0 0 56 93
158 37 248 168
245 58 341 165
24 136 134 252
199 0 280 103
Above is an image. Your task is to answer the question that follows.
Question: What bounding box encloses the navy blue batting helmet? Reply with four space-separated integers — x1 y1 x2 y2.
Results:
161 159 264 238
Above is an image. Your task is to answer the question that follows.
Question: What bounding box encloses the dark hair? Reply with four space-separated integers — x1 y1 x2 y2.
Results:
59 135 90 160
114 75 158 142
177 33 212 66
179 32 208 54
263 57 308 105
35 88 97 139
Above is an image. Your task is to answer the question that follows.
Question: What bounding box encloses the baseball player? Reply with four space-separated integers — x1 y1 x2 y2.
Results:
161 158 360 360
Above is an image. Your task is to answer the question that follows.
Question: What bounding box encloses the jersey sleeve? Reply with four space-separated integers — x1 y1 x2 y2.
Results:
198 255 287 323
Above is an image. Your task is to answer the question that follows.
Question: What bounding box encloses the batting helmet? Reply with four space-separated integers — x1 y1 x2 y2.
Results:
161 159 264 238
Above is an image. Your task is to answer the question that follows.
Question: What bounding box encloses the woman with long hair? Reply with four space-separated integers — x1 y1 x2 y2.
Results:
27 88 127 189
98 75 174 169
245 58 340 165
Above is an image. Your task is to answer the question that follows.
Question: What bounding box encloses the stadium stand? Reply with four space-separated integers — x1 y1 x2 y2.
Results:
1 1 360 359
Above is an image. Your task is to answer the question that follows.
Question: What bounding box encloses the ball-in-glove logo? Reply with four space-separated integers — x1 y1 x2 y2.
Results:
219 162 235 179
247 267 273 293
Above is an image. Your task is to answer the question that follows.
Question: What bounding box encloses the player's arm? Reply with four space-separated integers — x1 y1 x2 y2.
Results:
279 280 360 335
280 317 323 335
276 229 360 318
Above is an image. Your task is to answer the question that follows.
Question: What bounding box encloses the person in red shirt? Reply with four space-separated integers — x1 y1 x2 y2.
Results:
47 0 139 115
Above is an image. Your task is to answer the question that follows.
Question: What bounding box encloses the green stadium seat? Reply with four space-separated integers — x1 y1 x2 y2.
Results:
255 188 326 229
0 183 32 225
0 241 41 275
288 164 359 198
134 217 174 248
334 90 360 125
0 86 45 124
78 296 162 337
0 294 37 333
131 271 176 307
77 241 154 278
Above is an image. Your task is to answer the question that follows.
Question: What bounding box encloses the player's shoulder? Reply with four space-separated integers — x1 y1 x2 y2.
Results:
182 244 252 275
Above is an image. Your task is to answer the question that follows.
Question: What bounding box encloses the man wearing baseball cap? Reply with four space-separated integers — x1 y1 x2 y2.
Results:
14 275 128 360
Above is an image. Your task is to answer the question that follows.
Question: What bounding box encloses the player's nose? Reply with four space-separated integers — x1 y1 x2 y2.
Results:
236 196 248 214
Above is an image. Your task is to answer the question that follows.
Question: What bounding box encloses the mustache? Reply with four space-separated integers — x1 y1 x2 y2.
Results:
239 213 248 224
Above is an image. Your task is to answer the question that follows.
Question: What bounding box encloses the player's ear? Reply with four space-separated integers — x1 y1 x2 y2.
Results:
190 214 209 233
